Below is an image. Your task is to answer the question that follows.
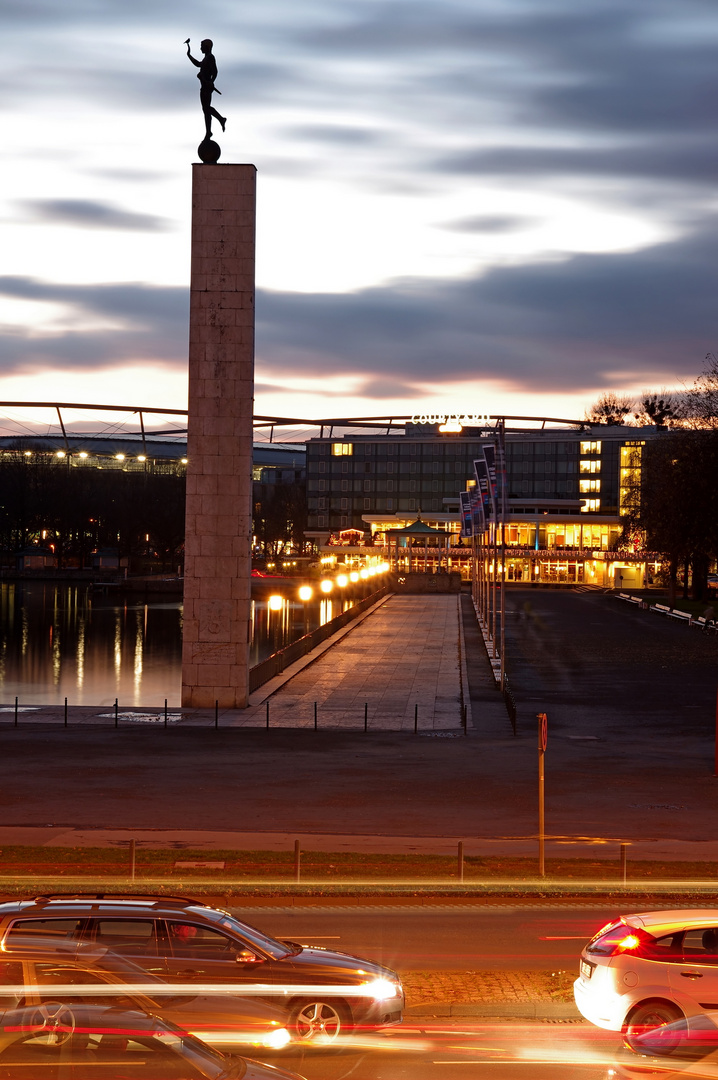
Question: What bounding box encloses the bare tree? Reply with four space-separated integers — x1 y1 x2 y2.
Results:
683 353 718 428
584 391 635 426
632 390 681 428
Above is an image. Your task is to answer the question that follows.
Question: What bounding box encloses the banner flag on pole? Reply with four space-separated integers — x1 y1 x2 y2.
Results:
460 491 473 537
473 457 492 520
469 488 484 534
482 444 498 519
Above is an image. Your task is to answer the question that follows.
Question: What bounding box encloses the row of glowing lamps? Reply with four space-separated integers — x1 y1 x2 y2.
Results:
21 451 188 465
267 563 391 609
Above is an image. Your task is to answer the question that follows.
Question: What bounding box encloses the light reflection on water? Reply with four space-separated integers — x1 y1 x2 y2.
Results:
0 584 357 707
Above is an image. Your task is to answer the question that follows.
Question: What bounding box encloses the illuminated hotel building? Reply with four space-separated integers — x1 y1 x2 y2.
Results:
305 424 659 588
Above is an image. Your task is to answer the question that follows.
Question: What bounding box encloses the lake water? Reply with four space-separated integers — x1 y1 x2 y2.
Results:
0 583 350 707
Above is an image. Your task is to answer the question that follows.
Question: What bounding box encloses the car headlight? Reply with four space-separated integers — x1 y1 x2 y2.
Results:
260 1027 291 1050
364 978 401 1001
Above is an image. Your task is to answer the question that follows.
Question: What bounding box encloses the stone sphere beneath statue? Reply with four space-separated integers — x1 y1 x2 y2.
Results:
198 138 221 164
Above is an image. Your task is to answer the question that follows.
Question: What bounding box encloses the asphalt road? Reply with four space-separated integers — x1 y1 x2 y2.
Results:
233 903 621 972
279 1019 617 1080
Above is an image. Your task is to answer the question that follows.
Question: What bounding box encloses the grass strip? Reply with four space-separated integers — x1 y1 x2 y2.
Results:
0 847 714 900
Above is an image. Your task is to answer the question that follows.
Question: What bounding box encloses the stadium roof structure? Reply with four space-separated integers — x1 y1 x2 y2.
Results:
0 400 589 449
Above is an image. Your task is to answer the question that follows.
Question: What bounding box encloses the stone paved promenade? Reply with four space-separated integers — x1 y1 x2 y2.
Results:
0 594 466 732
250 593 463 731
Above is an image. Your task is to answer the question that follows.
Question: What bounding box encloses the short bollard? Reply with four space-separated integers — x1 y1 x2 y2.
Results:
620 843 628 887
214 700 219 729
64 697 68 728
294 839 301 883
265 700 269 729
458 841 464 883
414 703 418 733
14 696 18 727
314 702 317 730
129 838 136 882
114 698 118 728
364 702 368 732
462 704 467 735
164 699 168 728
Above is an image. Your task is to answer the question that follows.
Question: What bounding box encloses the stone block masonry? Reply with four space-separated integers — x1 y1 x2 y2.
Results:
182 164 256 708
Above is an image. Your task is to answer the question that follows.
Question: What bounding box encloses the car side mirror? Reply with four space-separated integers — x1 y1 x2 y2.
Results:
235 950 261 963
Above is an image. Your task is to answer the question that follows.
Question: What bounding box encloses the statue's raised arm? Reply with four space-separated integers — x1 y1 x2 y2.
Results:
185 37 226 155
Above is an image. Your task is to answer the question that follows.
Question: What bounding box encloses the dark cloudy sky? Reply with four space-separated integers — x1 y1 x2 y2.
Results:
2 0 718 425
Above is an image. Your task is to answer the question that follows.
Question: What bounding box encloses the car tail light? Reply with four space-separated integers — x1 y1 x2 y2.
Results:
586 922 654 957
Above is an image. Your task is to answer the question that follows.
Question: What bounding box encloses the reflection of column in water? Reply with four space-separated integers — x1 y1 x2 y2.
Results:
76 616 85 689
249 599 255 647
133 609 143 699
52 611 61 687
21 604 28 657
114 612 122 680
268 599 283 654
320 599 333 626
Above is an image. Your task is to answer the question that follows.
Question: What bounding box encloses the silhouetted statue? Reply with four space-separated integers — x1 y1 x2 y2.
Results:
185 38 226 159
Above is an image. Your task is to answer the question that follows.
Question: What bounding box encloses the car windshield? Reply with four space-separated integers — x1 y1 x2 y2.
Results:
215 914 293 959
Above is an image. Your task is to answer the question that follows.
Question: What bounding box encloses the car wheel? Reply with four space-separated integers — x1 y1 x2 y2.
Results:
29 1003 76 1046
289 998 351 1045
624 1001 683 1046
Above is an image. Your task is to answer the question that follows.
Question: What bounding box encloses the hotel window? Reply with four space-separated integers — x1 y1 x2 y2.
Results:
620 442 644 515
317 515 327 527
579 479 601 493
363 479 371 492
409 499 416 510
387 479 394 492
340 498 348 509
387 498 394 510
364 498 371 510
340 515 349 527
410 479 417 492
580 441 601 454
580 459 601 474
318 479 326 491
580 498 601 513
332 443 353 456
410 461 417 473
318 498 326 509
387 461 395 473
318 461 326 473
341 479 349 491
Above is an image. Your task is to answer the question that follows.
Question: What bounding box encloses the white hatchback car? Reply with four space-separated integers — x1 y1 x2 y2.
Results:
574 910 718 1038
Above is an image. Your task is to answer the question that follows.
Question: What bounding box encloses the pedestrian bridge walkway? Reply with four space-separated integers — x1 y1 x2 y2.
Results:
245 593 464 731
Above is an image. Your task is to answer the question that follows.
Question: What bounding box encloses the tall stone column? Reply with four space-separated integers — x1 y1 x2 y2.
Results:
182 163 256 708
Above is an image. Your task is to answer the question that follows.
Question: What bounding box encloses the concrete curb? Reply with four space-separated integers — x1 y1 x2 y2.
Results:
457 595 473 729
406 1002 582 1020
